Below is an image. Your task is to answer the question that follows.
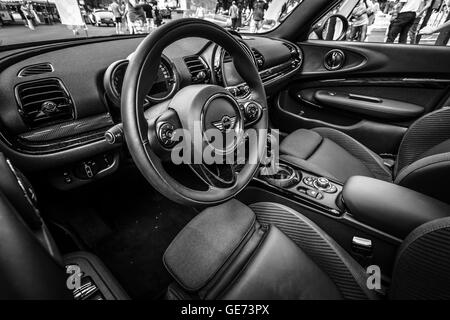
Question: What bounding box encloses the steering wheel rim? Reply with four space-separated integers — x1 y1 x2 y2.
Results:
122 19 268 206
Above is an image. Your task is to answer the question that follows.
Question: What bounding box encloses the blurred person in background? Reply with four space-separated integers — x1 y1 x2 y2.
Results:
195 2 206 19
229 1 239 30
152 1 163 27
127 0 146 34
408 0 431 43
109 0 123 34
387 0 430 43
121 1 129 32
20 1 35 30
216 0 223 14
140 0 154 32
369 0 380 24
379 0 388 12
251 0 267 33
349 0 371 41
419 15 450 33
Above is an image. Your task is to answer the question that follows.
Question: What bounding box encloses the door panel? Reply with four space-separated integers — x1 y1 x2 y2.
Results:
272 40 450 155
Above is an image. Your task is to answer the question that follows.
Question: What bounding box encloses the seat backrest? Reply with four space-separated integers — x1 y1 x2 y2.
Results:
394 107 450 203
395 107 450 174
389 217 450 300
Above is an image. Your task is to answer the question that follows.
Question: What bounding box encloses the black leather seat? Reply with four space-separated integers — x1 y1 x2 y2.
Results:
280 107 450 204
163 200 450 300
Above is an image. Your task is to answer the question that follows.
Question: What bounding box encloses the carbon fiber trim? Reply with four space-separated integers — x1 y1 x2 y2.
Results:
18 113 114 142
249 202 378 300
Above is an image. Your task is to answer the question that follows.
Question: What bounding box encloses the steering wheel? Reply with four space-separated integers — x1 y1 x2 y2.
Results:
122 19 268 206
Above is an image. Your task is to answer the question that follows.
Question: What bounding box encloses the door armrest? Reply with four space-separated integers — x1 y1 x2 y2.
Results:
314 90 424 120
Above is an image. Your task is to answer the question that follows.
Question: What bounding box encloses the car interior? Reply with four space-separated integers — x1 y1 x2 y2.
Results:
0 0 450 300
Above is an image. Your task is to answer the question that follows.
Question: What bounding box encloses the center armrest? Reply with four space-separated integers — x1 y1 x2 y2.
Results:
342 176 450 239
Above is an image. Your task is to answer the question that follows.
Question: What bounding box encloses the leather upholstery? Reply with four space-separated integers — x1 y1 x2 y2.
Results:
220 225 342 300
394 107 450 174
166 200 450 300
0 191 71 299
163 200 257 292
164 200 375 300
343 176 450 239
390 217 450 299
280 108 450 203
249 202 378 300
280 128 392 183
394 152 450 204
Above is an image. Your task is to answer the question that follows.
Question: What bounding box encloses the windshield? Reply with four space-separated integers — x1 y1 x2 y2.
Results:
0 0 304 47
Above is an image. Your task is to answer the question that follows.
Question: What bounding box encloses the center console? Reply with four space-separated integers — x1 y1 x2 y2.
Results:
256 161 344 218
236 132 450 279
241 148 450 280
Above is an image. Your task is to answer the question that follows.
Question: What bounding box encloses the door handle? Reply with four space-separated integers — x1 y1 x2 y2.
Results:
348 94 383 103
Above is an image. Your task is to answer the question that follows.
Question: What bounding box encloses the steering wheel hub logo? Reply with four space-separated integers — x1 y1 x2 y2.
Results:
212 115 236 132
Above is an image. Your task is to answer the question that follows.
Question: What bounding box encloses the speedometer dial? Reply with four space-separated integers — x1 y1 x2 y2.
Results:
104 55 178 108
148 61 177 101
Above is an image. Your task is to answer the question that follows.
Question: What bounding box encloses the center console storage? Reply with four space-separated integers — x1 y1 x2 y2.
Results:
342 176 450 239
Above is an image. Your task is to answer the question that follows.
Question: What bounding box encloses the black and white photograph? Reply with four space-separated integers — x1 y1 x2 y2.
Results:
0 0 449 309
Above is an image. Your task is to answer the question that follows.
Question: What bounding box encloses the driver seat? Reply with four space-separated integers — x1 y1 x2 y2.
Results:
279 107 450 204
163 200 450 300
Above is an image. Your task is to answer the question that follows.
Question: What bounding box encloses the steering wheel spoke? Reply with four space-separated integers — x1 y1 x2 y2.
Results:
189 163 237 189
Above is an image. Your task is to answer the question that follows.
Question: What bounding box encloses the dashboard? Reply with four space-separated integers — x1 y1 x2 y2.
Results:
0 35 302 188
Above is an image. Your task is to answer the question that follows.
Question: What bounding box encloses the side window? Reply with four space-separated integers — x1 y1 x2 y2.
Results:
309 0 450 46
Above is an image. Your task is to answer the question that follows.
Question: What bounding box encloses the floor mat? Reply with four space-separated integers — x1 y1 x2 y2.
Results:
40 165 198 299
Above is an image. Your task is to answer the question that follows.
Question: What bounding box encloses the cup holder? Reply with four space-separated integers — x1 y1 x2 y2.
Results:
259 164 300 189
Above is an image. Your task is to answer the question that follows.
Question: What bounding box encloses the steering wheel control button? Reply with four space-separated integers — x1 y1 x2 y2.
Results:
158 122 176 148
243 101 262 124
227 85 251 98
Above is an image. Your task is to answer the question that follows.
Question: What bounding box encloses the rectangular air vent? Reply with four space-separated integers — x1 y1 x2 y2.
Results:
184 55 209 84
18 63 54 77
15 78 74 128
251 48 264 70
